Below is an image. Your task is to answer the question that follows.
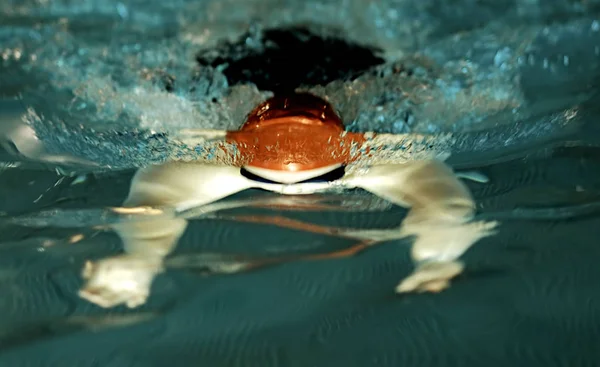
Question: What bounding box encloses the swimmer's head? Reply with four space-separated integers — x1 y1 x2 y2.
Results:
227 93 364 183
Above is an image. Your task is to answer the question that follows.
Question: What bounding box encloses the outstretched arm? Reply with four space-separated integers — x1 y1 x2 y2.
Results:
342 160 498 293
79 162 256 308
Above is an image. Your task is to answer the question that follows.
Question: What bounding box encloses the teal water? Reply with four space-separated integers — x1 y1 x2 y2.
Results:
0 121 598 366
0 135 600 366
2 1 600 366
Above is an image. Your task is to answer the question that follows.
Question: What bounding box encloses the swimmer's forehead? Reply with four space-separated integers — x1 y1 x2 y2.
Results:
244 93 343 127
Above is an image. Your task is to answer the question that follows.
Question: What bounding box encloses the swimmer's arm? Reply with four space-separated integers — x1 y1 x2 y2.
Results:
79 162 256 308
343 160 477 227
341 160 498 292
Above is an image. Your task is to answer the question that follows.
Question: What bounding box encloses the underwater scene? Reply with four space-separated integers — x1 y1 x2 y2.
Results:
1 0 600 366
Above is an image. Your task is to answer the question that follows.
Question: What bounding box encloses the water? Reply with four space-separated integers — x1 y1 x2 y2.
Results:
0 137 599 365
1 0 600 365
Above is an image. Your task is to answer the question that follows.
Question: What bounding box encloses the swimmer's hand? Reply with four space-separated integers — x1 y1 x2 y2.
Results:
78 255 163 308
396 260 465 293
396 218 499 293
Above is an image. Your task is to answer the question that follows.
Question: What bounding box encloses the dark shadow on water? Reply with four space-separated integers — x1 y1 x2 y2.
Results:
195 26 386 93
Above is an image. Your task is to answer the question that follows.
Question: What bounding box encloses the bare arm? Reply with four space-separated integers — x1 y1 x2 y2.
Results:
79 162 255 308
342 160 498 292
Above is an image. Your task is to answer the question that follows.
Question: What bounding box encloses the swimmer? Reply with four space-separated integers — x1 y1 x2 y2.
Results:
79 93 498 308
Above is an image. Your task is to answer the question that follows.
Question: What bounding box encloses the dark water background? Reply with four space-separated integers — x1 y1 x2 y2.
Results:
1 0 600 366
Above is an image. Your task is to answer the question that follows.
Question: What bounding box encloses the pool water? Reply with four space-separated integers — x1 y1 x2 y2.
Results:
2 0 600 365
0 119 598 365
